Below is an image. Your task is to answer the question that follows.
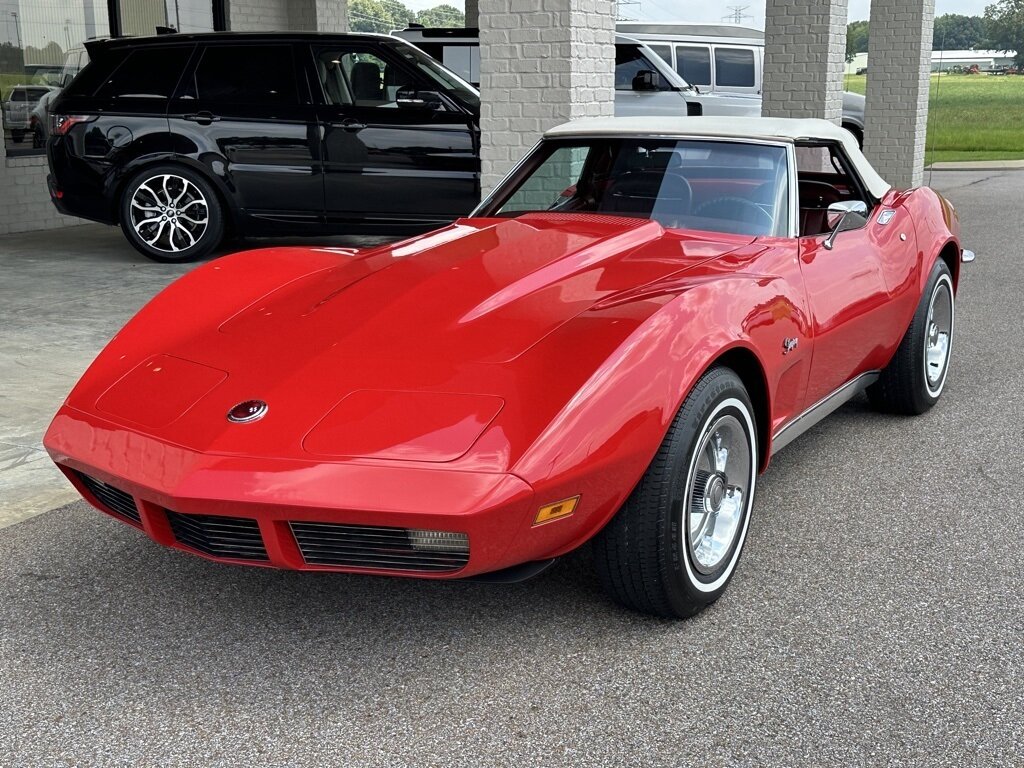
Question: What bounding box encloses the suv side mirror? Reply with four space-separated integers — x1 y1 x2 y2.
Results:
396 87 444 111
824 200 869 250
631 69 660 92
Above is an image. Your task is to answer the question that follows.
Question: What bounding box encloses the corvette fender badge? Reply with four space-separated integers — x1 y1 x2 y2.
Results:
783 337 799 355
877 209 896 226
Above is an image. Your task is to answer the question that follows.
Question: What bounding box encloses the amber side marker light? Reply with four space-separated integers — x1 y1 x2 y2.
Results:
533 496 580 526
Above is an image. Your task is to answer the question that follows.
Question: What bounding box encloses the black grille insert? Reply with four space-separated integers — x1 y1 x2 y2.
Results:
76 472 141 525
290 522 469 573
166 511 268 562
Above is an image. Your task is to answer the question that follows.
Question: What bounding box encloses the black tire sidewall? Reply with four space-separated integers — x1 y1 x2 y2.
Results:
120 165 224 263
663 370 757 614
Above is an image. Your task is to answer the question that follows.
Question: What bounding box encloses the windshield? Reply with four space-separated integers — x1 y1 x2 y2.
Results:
387 39 480 112
480 138 791 237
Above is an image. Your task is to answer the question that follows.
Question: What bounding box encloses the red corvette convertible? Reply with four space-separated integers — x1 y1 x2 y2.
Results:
45 117 972 618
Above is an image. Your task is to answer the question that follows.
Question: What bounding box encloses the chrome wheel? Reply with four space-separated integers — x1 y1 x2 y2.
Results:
129 174 209 253
924 274 954 397
684 407 753 576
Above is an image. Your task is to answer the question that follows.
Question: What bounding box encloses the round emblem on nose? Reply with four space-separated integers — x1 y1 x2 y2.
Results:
227 400 268 423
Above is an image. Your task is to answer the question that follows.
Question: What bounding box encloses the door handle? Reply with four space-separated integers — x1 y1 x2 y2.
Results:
184 111 220 125
338 118 366 132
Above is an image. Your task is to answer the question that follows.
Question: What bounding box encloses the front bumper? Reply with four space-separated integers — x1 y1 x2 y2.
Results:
46 407 540 579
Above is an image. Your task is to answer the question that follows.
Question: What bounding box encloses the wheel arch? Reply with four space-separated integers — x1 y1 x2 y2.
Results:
111 156 238 235
703 345 772 473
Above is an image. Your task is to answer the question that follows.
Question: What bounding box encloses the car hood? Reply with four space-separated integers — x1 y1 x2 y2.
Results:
72 214 754 466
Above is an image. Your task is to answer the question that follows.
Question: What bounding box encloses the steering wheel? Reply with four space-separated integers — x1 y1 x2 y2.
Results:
693 196 775 235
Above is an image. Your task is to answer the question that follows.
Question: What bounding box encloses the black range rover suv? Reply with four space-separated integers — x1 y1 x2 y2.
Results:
47 33 481 262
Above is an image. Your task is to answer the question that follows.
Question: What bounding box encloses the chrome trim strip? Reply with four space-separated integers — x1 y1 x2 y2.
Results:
770 371 880 455
961 248 976 263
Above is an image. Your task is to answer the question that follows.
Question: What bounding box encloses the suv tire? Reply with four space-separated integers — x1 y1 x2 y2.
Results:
120 165 224 263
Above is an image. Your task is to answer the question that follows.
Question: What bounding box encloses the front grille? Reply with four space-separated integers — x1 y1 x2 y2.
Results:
290 522 469 573
166 511 268 562
76 472 141 525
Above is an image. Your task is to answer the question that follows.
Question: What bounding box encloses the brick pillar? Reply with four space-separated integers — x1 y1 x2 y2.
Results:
864 0 935 188
227 0 346 32
478 0 615 195
289 0 348 32
762 0 848 124
465 0 478 28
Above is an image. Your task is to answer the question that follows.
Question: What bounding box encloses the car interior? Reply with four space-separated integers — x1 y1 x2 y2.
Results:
793 142 871 237
316 50 407 107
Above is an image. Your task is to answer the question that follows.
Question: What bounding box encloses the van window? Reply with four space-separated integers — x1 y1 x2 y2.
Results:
646 44 672 66
192 45 297 104
714 47 755 88
675 46 711 87
95 47 191 99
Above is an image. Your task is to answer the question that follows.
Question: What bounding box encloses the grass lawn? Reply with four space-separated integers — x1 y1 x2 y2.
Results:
844 73 1024 164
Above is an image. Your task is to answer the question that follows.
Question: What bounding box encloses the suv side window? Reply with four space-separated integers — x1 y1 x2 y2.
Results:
95 47 191 99
189 45 298 104
714 47 756 88
313 47 419 107
675 45 711 87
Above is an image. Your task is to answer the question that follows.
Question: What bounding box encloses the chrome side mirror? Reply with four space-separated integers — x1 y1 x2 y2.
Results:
823 200 869 250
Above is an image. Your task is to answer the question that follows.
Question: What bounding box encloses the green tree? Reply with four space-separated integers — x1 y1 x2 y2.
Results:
932 14 988 49
846 20 869 62
985 0 1024 67
415 4 465 27
348 0 415 33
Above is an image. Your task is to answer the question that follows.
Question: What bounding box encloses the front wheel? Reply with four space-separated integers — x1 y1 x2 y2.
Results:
868 259 954 414
593 367 758 618
120 166 224 263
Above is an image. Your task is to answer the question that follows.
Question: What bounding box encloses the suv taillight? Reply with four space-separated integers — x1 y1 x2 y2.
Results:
51 114 95 136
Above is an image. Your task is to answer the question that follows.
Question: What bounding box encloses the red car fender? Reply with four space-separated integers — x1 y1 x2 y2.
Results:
511 276 785 560
902 187 962 293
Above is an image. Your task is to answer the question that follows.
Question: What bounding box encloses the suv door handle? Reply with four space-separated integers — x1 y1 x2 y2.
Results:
184 111 220 125
338 118 366 132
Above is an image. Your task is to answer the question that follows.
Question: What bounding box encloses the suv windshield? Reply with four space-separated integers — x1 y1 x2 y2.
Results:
386 40 479 112
480 138 790 237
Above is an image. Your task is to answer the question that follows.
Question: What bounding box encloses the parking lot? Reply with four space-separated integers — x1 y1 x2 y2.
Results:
1 170 1021 766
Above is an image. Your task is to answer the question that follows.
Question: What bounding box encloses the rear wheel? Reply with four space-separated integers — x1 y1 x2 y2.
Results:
868 259 954 414
120 165 224 263
593 367 758 618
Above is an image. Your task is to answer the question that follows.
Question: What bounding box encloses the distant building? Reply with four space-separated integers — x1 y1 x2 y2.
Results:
846 50 1019 74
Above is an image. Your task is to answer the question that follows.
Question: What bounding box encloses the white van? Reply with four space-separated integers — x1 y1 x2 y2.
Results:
393 25 865 143
393 27 706 117
617 21 866 144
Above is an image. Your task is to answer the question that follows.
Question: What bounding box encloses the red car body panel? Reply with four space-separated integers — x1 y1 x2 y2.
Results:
45 190 961 578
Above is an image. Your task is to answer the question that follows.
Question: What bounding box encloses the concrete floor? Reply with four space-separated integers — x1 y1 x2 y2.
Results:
1 171 1022 765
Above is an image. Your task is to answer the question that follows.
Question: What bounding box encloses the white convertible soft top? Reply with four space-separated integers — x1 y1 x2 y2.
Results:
545 116 892 200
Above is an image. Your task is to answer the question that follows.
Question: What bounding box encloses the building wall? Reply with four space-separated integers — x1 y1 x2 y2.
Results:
0 154 77 236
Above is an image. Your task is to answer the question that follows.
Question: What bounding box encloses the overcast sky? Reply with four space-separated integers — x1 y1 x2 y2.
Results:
413 0 993 25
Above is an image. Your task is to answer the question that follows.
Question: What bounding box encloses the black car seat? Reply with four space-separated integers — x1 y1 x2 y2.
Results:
351 61 384 105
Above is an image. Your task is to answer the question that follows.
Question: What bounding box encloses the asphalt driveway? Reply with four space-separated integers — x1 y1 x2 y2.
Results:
1 170 1021 766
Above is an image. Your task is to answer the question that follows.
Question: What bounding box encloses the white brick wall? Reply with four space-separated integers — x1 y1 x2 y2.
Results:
478 0 615 194
0 151 78 236
864 0 935 188
762 0 848 125
228 0 347 32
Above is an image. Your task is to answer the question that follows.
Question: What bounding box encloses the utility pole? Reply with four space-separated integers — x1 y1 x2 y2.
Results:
10 11 21 51
722 5 751 24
